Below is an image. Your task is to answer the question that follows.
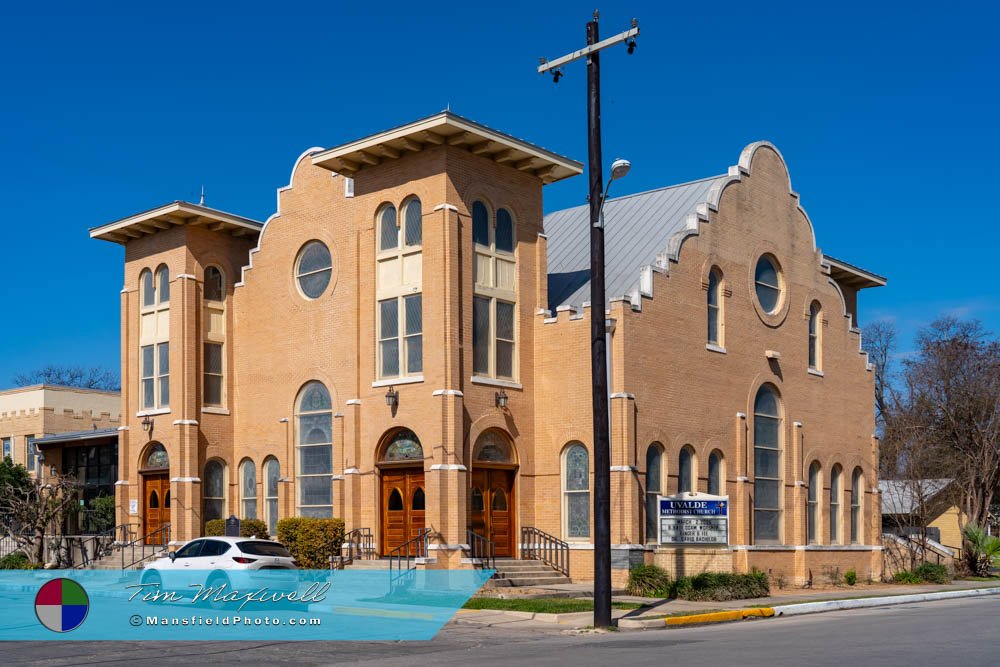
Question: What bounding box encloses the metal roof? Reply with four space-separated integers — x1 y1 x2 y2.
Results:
544 175 728 311
33 428 118 450
879 479 953 515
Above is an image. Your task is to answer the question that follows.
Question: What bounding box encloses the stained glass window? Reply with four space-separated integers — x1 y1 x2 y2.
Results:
241 459 257 520
754 256 781 313
679 447 694 493
145 443 168 470
708 451 722 495
296 241 332 299
265 458 280 537
383 430 423 462
296 382 332 517
753 385 782 543
474 431 512 463
203 460 225 521
564 443 590 539
645 444 662 542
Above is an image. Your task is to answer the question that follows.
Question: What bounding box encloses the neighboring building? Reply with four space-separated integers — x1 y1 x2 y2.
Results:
33 428 119 534
880 479 966 553
91 112 884 584
0 385 120 478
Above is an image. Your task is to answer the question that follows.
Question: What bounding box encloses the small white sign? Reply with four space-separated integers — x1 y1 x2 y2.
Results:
129 499 138 515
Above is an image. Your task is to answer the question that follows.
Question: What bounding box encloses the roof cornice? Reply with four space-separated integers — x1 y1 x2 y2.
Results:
90 201 263 245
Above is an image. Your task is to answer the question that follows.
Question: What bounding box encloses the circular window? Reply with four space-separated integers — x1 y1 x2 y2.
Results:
754 255 782 314
295 241 332 299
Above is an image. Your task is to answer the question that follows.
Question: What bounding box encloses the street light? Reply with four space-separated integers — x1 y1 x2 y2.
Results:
598 158 631 228
538 11 640 630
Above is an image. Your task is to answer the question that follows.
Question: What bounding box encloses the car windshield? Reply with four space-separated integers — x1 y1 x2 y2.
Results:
238 541 292 557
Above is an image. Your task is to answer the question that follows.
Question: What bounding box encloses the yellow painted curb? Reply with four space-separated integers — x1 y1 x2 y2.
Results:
665 607 774 626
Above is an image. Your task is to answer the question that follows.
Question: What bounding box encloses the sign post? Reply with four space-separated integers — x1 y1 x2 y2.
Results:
658 493 729 546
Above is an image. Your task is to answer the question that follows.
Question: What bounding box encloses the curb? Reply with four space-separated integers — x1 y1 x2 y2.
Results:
619 608 773 630
772 586 1000 616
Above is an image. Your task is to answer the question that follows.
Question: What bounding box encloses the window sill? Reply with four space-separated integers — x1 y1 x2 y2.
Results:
136 408 170 417
470 376 522 390
706 343 727 354
372 375 423 388
201 407 230 415
807 368 825 377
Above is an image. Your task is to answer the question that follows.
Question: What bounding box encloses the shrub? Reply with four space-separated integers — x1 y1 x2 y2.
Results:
204 518 270 539
277 517 345 568
844 569 857 586
0 552 38 570
672 570 769 601
913 562 950 584
964 524 1000 577
625 564 671 597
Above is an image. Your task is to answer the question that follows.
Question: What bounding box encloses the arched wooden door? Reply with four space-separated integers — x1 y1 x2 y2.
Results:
470 468 516 557
380 467 425 556
143 474 170 544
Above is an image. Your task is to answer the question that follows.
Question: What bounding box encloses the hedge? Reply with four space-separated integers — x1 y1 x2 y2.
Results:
204 518 270 539
672 570 770 601
276 517 346 568
892 562 950 585
625 564 672 597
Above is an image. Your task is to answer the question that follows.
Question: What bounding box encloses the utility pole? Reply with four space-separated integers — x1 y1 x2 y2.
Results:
538 11 639 629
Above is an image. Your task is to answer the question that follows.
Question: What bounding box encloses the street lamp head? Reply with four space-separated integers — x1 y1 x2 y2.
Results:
610 158 631 181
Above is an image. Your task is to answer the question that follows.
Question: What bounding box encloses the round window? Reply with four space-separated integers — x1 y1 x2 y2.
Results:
295 241 332 299
754 255 782 314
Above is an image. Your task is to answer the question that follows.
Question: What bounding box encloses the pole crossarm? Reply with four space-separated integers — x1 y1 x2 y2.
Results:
537 25 639 73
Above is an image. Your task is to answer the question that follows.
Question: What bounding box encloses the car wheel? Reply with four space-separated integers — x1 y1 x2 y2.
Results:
205 572 230 611
141 571 163 602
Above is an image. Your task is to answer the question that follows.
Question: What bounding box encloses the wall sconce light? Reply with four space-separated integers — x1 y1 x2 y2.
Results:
495 389 509 409
49 465 58 477
141 415 154 434
385 386 399 409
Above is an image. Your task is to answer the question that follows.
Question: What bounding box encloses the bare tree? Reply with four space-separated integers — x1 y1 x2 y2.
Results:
12 365 120 391
0 473 81 566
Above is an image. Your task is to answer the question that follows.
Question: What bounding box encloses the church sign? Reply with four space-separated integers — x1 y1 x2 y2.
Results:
658 493 729 546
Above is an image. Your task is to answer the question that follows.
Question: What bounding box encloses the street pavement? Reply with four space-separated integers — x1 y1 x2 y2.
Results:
3 594 998 665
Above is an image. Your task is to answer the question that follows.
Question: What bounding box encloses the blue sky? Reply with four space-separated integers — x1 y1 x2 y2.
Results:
1 0 997 386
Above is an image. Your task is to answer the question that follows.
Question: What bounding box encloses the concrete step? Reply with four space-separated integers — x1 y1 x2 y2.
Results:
494 568 562 576
502 575 572 587
342 559 391 570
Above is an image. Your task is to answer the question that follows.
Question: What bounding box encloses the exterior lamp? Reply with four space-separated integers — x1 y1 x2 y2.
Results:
141 415 154 434
596 158 631 228
495 389 509 409
385 386 399 409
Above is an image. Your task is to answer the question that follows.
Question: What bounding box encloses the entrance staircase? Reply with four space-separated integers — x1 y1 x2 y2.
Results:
486 558 571 587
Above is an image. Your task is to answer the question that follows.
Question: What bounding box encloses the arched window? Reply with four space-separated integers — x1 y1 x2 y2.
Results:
381 430 423 462
707 268 723 346
473 430 514 464
140 265 170 410
708 451 723 496
203 460 226 521
563 443 590 540
387 488 403 511
753 385 782 544
144 443 169 470
491 488 507 511
808 301 822 371
296 382 333 517
264 457 280 537
807 461 821 544
295 241 333 299
412 487 426 511
678 446 695 494
851 467 863 544
472 201 517 380
149 491 159 509
241 459 257 520
645 444 663 542
203 266 226 407
754 255 782 314
376 200 422 379
830 465 843 544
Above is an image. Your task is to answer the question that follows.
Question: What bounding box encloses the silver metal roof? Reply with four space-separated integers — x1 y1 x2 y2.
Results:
544 175 727 311
879 479 953 515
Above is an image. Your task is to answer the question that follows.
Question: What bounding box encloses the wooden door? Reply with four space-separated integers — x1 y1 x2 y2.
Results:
143 474 169 544
470 468 516 557
380 467 425 556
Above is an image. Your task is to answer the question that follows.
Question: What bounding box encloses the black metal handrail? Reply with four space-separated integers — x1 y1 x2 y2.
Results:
122 523 170 570
333 527 375 569
389 528 430 573
465 530 495 571
521 526 569 577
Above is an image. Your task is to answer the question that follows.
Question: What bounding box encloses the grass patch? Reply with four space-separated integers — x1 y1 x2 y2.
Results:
463 598 642 614
961 576 1000 582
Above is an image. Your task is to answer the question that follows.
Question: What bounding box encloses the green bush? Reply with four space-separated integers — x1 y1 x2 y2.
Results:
964 524 1000 577
276 517 345 568
0 552 38 570
844 569 858 586
625 564 672 597
204 518 270 539
913 562 950 584
672 570 770 601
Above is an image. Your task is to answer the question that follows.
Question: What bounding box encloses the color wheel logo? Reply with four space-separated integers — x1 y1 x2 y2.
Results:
35 578 89 633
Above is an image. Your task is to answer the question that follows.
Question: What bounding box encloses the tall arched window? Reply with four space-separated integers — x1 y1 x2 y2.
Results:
708 451 723 495
707 268 723 346
472 201 517 380
203 266 226 407
830 465 843 544
240 459 257 520
808 301 822 371
264 457 280 537
296 381 333 517
678 446 695 493
645 444 663 542
203 460 226 521
807 461 821 544
376 199 423 379
753 385 782 543
563 443 590 540
139 265 170 410
851 467 863 544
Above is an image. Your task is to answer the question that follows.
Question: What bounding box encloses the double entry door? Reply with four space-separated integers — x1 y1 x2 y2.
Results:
143 473 170 544
380 467 426 556
470 468 516 557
